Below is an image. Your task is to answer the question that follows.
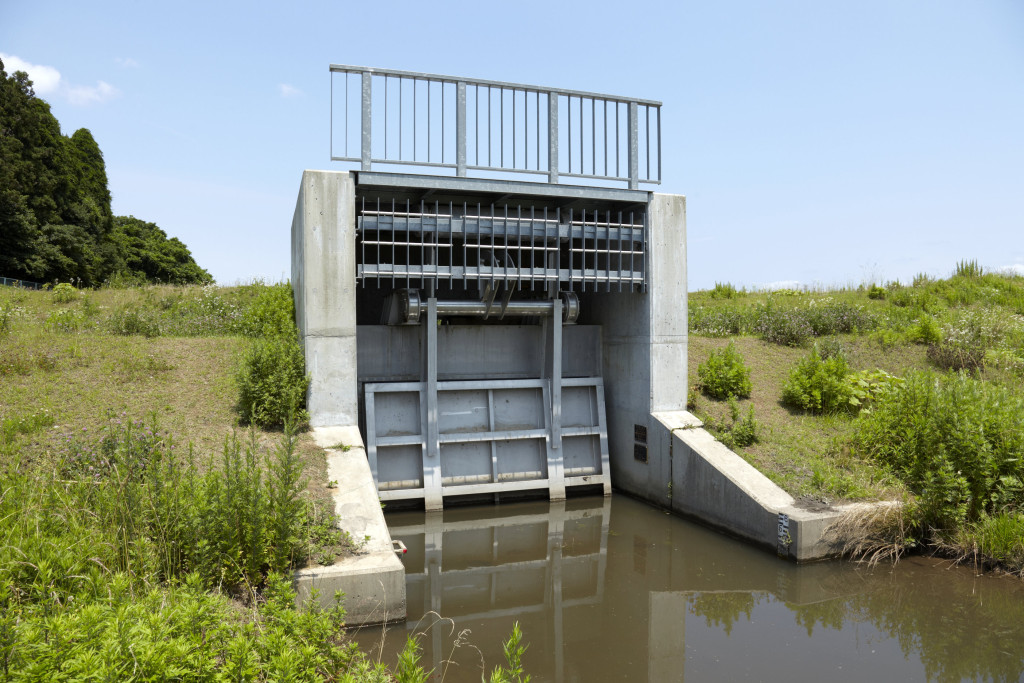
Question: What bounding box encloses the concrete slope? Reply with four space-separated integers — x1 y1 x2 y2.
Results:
293 426 406 625
652 411 894 561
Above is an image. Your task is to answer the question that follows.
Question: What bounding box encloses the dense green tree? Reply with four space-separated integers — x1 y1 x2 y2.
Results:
0 58 210 286
110 216 213 285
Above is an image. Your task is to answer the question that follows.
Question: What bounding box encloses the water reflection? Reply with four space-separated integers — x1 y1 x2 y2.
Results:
354 496 1024 682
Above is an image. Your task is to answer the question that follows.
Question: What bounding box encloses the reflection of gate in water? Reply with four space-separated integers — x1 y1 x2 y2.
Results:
386 498 610 678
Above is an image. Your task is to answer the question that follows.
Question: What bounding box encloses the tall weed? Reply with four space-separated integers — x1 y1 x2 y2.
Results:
850 371 1024 531
781 346 854 414
698 342 752 399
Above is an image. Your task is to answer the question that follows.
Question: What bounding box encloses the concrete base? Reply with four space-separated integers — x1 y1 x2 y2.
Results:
650 411 896 562
292 426 406 625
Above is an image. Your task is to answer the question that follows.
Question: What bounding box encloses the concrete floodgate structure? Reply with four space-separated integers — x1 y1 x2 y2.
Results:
291 66 883 624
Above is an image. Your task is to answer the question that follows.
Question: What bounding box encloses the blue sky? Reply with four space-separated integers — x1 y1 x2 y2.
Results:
2 0 1022 290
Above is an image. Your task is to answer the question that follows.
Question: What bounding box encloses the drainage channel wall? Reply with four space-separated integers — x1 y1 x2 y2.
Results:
293 426 406 625
648 411 890 561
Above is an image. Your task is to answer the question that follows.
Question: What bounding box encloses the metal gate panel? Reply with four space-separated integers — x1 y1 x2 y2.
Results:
364 377 609 504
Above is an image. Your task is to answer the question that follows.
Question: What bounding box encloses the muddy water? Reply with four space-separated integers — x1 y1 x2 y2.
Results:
352 496 1024 682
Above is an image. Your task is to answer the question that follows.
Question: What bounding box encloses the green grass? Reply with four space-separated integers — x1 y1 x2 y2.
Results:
689 268 1024 571
0 281 530 680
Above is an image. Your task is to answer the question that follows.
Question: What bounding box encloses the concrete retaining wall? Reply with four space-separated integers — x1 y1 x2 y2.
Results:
648 411 886 561
292 430 407 625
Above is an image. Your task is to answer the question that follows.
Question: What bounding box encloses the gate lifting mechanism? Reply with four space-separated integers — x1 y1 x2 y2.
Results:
363 288 610 511
383 288 579 324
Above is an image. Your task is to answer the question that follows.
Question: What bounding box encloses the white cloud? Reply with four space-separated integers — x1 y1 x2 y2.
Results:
0 52 118 105
1 53 61 94
278 83 302 98
115 57 140 69
67 81 119 105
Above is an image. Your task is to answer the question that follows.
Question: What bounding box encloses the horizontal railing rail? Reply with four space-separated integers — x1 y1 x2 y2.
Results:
0 276 43 290
330 65 661 189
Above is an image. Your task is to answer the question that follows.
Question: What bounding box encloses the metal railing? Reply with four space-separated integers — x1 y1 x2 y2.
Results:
0 276 43 290
330 65 661 189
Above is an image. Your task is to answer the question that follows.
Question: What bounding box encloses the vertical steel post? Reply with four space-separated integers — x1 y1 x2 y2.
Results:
548 297 565 501
627 100 639 190
456 81 467 177
423 298 442 511
361 72 372 171
548 92 559 184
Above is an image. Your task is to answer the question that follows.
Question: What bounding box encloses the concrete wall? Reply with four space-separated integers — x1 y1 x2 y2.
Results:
650 411 893 562
291 170 359 428
587 193 687 504
293 427 406 625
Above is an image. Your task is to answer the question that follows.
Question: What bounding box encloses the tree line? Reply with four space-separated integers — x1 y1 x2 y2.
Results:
0 58 212 286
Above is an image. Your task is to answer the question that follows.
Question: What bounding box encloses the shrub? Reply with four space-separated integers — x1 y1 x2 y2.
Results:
238 282 296 338
709 282 741 299
867 284 886 300
816 336 845 360
926 310 1004 371
803 299 876 336
107 306 163 337
781 346 854 414
846 369 903 413
236 335 309 427
690 305 749 337
44 307 86 333
52 282 78 303
698 342 752 399
907 315 942 344
850 371 1024 530
728 397 759 448
753 306 813 347
46 416 337 590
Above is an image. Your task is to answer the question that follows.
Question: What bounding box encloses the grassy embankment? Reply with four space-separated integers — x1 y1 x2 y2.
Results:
688 262 1024 573
0 283 529 681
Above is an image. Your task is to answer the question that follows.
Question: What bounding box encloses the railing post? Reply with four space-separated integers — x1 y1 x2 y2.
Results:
548 92 559 184
361 72 372 171
627 100 639 190
456 81 467 177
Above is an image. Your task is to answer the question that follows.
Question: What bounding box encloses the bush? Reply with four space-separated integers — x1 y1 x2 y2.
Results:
753 306 813 347
907 315 942 344
238 282 296 338
867 284 886 300
781 346 854 414
803 299 876 336
698 342 752 399
708 397 760 450
846 369 903 413
107 306 163 337
52 282 77 303
728 397 759 448
690 305 749 337
44 307 86 333
237 335 309 427
926 310 1005 371
850 371 1024 530
709 282 741 299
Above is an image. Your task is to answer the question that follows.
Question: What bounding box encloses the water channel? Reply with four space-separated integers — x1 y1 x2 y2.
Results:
352 495 1024 682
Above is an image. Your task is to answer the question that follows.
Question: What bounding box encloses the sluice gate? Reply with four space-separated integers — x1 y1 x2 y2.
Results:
293 66 687 512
